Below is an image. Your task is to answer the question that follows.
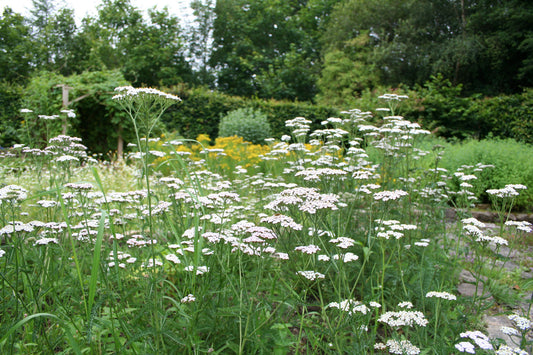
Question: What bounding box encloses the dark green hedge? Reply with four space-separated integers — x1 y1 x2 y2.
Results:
466 91 533 144
408 76 533 144
162 86 339 140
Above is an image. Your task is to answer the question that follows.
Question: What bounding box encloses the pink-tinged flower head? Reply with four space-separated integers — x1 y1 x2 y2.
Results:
261 214 303 230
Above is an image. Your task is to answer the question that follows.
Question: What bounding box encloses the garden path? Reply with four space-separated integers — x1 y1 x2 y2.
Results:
450 214 533 348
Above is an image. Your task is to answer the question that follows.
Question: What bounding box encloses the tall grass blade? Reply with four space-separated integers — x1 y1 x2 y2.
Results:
0 313 81 355
88 210 107 319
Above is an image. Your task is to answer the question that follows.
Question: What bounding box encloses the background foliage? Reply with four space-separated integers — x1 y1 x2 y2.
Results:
0 0 532 149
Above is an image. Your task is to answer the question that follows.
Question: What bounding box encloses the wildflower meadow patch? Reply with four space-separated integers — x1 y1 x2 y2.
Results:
0 91 531 354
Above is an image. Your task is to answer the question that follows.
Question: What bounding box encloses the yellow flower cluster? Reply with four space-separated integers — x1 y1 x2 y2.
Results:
150 134 270 175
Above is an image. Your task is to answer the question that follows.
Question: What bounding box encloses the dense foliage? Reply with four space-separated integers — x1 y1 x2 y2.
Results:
317 0 533 102
1 0 532 149
1 2 532 352
209 0 336 100
3 0 532 97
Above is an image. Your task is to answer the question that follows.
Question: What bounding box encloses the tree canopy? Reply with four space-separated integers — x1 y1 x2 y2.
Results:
318 0 533 101
1 0 532 104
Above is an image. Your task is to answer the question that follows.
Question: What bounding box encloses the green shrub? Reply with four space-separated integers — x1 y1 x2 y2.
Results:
218 108 272 144
440 138 533 212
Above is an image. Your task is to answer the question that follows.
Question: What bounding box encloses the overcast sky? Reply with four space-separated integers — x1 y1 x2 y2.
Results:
1 0 194 25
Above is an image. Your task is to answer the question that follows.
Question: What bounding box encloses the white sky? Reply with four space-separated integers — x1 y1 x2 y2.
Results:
1 0 194 25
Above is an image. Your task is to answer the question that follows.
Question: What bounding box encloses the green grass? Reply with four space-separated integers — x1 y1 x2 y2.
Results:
440 138 533 212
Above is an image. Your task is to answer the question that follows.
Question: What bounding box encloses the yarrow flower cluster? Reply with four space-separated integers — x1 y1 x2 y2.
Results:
505 220 532 233
462 217 485 228
260 214 303 230
112 86 181 102
425 291 457 300
329 236 356 249
326 299 369 315
508 314 531 331
294 244 320 254
455 330 493 353
0 185 28 203
34 237 59 245
375 219 417 240
0 222 34 235
332 252 359 263
180 294 196 303
495 345 528 355
378 310 428 327
38 114 60 120
373 189 408 202
265 187 340 215
374 339 420 355
296 270 325 281
65 182 93 191
486 184 527 198
184 265 210 275
462 218 508 245
378 93 409 101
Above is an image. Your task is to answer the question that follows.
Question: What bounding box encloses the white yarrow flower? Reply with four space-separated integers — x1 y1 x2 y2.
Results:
508 314 531 330
373 189 408 201
455 341 476 354
181 294 196 303
297 270 325 281
425 291 457 300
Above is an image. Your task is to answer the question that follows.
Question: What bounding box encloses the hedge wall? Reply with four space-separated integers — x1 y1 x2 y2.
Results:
161 86 339 140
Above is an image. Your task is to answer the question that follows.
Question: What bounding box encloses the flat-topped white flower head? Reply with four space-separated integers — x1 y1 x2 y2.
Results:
112 86 181 102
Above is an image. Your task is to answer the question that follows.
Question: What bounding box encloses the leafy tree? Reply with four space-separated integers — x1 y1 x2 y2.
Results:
210 0 335 101
20 71 66 147
20 70 132 154
188 0 216 87
0 8 33 82
322 0 453 88
321 0 533 98
78 0 144 73
78 0 193 87
461 0 533 93
67 70 132 156
316 32 380 107
26 0 84 76
28 0 57 68
48 8 79 75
